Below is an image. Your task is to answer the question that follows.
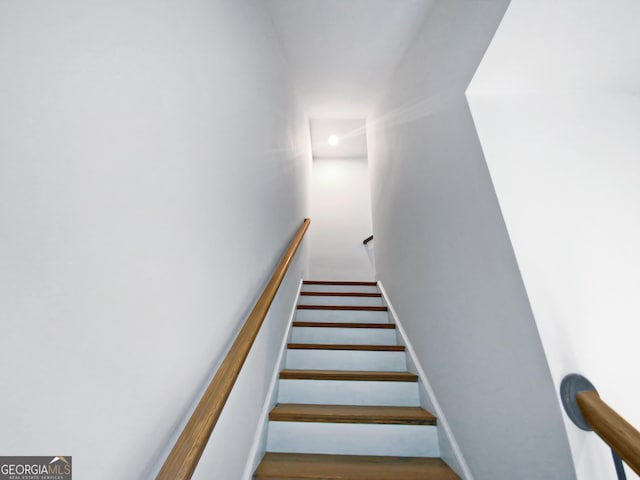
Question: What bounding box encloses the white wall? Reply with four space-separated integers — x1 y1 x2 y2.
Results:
467 2 640 478
308 118 374 280
310 118 367 159
0 1 310 479
309 156 375 280
367 0 576 478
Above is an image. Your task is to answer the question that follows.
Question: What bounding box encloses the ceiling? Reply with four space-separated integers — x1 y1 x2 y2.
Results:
265 0 435 119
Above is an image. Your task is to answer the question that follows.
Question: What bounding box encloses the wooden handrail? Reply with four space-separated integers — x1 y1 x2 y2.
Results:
576 390 640 475
157 218 310 480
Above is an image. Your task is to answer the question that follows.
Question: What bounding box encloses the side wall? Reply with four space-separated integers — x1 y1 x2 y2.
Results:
307 119 375 281
366 0 575 478
468 2 640 478
0 1 310 479
309 157 376 280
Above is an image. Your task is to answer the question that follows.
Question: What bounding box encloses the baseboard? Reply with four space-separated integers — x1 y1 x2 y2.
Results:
378 281 474 480
241 278 304 480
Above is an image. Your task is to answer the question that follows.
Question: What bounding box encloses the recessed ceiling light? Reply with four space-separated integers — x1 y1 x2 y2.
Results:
328 134 340 146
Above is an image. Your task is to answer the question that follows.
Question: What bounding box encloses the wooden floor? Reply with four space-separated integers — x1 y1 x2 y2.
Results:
254 453 461 479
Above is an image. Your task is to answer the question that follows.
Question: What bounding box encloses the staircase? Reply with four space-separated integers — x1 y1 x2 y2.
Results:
253 280 460 479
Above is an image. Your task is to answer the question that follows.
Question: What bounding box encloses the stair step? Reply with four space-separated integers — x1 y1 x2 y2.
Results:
255 278 453 471
285 348 406 371
291 324 397 345
300 291 382 297
301 282 379 294
254 452 461 479
270 404 436 425
288 343 404 351
292 321 394 329
280 369 418 382
278 379 420 406
295 308 390 324
297 305 388 311
299 292 384 307
266 422 438 457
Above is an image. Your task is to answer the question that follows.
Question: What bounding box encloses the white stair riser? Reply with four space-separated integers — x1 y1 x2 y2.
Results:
290 327 397 345
298 295 384 307
267 422 439 457
302 284 378 293
285 349 406 371
277 379 420 406
296 309 389 324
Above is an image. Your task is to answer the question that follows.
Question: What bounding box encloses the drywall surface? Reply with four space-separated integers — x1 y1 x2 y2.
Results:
310 118 368 159
309 156 375 280
0 1 310 479
367 0 576 478
265 0 435 117
467 2 640 478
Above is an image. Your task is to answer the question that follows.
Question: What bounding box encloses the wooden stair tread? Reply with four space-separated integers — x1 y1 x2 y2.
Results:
280 369 418 382
303 281 378 286
300 291 382 298
254 453 461 479
270 404 436 425
296 305 388 312
288 343 404 352
292 321 395 329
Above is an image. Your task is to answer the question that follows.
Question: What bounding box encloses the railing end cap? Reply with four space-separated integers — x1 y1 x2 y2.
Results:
560 373 598 431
